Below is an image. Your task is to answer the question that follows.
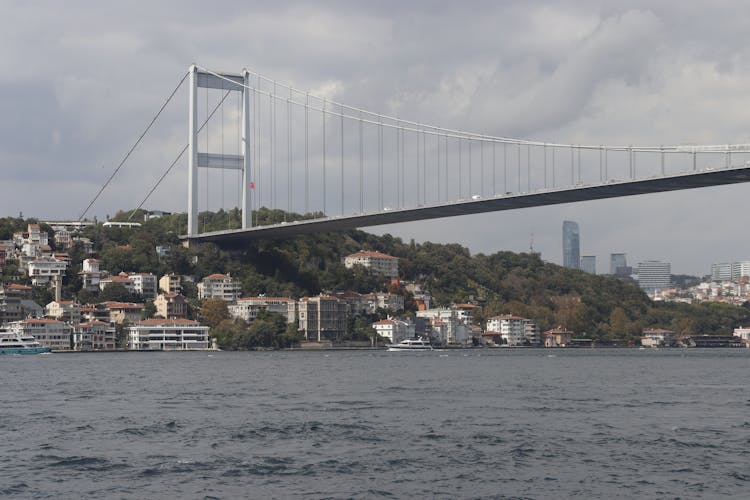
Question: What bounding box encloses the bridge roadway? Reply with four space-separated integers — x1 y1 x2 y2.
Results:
182 164 750 246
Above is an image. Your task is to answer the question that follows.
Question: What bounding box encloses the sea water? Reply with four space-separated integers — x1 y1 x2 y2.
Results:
2 348 750 499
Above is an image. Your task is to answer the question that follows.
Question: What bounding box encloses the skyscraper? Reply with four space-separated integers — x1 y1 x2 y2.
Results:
610 253 628 276
636 260 671 292
562 221 580 269
580 256 596 274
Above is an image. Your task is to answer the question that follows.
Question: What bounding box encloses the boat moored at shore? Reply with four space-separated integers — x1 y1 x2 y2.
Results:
0 330 52 354
387 337 434 351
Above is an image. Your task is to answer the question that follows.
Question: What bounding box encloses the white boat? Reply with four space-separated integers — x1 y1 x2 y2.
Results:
0 330 51 355
387 337 433 351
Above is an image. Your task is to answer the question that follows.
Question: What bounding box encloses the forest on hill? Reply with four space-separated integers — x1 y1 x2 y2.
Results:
3 209 750 342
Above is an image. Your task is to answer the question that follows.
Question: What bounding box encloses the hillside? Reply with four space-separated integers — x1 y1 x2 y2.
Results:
4 209 750 341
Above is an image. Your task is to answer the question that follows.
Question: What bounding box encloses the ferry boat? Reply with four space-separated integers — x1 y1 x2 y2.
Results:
387 337 433 351
0 330 51 354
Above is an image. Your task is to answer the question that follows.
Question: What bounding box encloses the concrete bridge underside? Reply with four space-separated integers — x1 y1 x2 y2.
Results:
182 164 750 247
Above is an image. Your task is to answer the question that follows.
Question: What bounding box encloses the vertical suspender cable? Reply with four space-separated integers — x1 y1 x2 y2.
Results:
416 125 420 205
359 111 365 214
527 144 530 192
437 128 441 202
378 118 383 210
287 90 292 221
305 92 309 214
323 98 327 215
517 143 521 192
340 104 344 215
503 142 508 193
492 141 496 196
272 81 277 210
221 80 225 225
480 139 484 196
458 136 463 199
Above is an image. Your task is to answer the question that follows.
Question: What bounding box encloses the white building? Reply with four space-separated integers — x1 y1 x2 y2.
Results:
126 318 210 350
486 315 539 346
343 250 399 277
197 273 241 301
641 328 675 348
99 274 136 294
9 318 72 351
733 326 750 346
128 273 158 299
372 317 414 343
80 258 103 291
416 308 472 345
636 260 671 293
229 296 297 323
27 256 68 286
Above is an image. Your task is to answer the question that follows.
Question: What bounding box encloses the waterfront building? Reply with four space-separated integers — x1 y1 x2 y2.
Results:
733 326 750 346
416 307 473 345
636 260 671 292
154 293 188 319
298 295 347 342
372 317 414 343
197 273 241 301
580 255 596 274
343 250 399 277
73 321 116 350
229 296 297 323
126 318 210 350
562 221 580 270
485 315 540 346
8 318 72 351
641 328 675 348
543 327 574 347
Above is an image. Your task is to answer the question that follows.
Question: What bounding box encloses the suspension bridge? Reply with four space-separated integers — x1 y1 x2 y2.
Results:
80 65 750 246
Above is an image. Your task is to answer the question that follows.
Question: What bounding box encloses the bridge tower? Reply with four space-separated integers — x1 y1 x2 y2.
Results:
187 65 251 236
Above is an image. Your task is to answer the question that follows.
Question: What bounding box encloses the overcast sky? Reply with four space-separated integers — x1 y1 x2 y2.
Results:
2 0 750 276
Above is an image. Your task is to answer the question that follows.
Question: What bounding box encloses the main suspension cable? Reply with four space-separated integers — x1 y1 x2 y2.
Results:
80 71 189 221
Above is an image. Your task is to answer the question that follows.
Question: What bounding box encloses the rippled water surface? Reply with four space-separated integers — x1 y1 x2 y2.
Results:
2 349 750 499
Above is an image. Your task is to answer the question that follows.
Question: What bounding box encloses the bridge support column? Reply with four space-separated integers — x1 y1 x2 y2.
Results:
186 65 251 236
242 69 252 229
187 65 199 236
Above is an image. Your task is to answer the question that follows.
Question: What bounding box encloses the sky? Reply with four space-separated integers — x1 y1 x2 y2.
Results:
2 0 750 276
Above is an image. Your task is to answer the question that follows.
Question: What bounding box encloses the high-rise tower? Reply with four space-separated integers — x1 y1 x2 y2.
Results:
562 221 580 269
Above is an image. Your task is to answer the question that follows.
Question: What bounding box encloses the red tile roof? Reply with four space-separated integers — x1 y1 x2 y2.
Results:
346 251 398 260
135 318 200 326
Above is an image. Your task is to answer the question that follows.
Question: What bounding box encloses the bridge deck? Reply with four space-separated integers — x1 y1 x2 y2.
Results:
182 165 750 245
